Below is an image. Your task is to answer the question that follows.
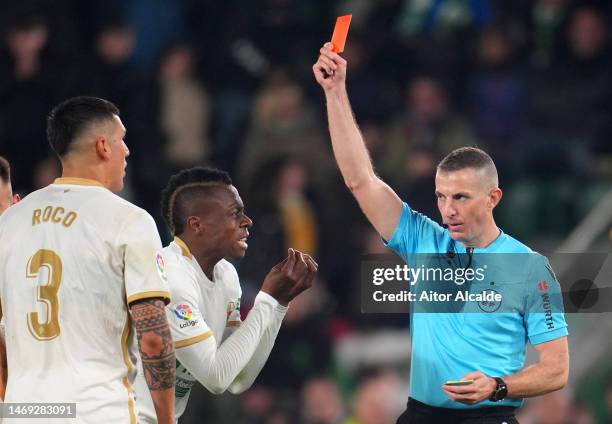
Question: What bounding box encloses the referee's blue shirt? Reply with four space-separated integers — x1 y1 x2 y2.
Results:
384 202 568 409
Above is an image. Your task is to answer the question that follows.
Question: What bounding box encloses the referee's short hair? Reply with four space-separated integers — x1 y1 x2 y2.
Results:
438 147 498 187
0 156 10 184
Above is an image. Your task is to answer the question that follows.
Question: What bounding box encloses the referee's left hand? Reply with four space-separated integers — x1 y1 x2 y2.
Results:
442 371 496 405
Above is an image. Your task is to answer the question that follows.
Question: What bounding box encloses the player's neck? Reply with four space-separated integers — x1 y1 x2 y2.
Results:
61 161 108 188
198 257 218 282
181 234 219 281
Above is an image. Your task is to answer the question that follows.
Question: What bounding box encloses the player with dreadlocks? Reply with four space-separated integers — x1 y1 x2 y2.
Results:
134 166 318 422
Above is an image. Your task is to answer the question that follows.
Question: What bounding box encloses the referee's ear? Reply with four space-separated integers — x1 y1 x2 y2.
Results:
488 187 502 210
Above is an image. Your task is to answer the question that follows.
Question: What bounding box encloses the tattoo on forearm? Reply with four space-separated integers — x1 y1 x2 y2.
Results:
131 298 175 391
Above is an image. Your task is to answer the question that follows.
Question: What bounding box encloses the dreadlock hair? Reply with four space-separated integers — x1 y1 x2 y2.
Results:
161 166 232 235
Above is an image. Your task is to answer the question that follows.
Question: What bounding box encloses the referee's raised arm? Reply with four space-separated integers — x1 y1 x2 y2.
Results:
313 42 402 241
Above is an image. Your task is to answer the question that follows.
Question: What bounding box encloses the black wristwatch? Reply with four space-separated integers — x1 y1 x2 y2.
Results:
489 377 508 402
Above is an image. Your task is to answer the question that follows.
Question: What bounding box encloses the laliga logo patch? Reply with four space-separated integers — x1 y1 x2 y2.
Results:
156 252 168 282
174 304 193 321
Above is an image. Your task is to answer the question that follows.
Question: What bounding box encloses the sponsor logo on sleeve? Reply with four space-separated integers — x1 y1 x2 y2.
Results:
174 304 199 328
174 304 193 321
538 281 555 329
537 281 549 292
226 299 242 326
156 252 168 282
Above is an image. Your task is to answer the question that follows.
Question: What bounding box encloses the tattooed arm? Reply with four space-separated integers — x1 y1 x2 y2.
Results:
131 298 176 424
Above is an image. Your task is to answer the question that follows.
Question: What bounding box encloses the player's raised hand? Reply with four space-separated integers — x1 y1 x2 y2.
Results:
262 248 318 305
313 42 347 92
286 251 317 300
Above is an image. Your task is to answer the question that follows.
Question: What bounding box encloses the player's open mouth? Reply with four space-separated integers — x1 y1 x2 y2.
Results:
237 236 248 249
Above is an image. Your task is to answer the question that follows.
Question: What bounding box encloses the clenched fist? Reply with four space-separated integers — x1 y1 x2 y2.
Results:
261 248 318 306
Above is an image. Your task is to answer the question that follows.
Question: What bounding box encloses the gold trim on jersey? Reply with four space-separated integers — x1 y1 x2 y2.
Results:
174 330 213 348
121 314 136 424
126 291 171 306
226 321 241 328
53 177 104 187
174 236 193 259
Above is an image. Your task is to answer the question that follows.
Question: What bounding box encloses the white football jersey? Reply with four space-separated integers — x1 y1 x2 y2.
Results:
0 178 171 423
135 237 242 422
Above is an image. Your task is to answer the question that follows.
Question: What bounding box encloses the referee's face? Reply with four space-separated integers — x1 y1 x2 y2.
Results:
435 168 498 245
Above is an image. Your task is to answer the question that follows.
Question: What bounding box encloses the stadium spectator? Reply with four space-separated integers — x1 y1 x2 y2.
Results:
240 156 319 289
375 0 491 99
529 0 571 69
314 42 568 423
0 11 58 193
0 96 176 423
340 33 397 123
378 76 475 218
0 156 19 215
238 69 333 189
135 166 316 422
156 42 210 171
301 376 347 424
345 371 406 424
69 18 173 230
468 26 528 176
529 6 612 163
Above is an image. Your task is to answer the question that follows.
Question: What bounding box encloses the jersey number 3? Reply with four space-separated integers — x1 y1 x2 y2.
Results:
26 249 63 341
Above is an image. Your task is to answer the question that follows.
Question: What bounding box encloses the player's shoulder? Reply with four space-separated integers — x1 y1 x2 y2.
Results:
499 232 556 276
96 189 147 216
215 259 239 279
161 242 190 268
160 242 200 291
103 194 158 233
498 231 534 254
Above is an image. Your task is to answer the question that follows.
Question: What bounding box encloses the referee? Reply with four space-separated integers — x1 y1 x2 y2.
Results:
313 43 569 424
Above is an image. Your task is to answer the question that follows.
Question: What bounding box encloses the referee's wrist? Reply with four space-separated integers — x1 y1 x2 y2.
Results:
488 377 509 402
487 377 497 398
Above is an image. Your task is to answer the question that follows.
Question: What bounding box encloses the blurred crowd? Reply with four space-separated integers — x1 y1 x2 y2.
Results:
0 0 611 422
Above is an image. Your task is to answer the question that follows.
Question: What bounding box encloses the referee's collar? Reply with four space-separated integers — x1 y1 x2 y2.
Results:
455 228 506 253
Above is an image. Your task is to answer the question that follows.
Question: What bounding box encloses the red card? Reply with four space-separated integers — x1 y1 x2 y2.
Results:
331 14 352 53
